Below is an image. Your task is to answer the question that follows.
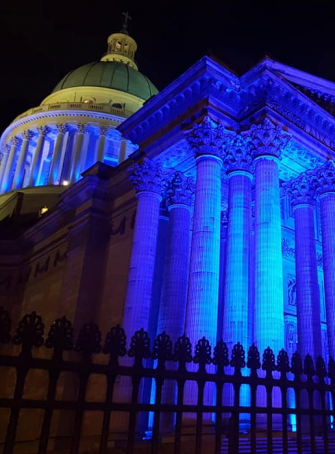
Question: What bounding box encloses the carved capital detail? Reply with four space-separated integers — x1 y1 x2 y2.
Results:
77 123 88 134
3 144 10 154
128 158 166 196
37 126 50 137
10 136 22 147
311 160 335 195
166 171 195 208
99 126 109 136
223 133 254 173
22 130 34 141
56 123 69 134
249 117 291 159
186 116 228 158
283 172 316 207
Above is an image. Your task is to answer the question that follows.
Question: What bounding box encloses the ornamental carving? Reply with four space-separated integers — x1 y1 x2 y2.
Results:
100 126 109 136
311 160 335 195
287 275 297 307
22 130 34 141
166 171 194 207
186 116 229 158
249 117 291 159
56 124 69 134
77 123 88 134
223 133 254 173
37 126 50 136
282 172 316 207
128 158 166 196
10 136 22 147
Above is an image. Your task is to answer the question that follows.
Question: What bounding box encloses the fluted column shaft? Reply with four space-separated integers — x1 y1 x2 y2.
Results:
254 155 284 354
1 137 21 193
96 127 108 162
48 125 68 184
29 126 48 186
122 159 165 335
320 193 335 359
293 203 322 358
186 154 222 346
12 131 33 190
0 145 11 191
223 171 252 348
158 173 193 340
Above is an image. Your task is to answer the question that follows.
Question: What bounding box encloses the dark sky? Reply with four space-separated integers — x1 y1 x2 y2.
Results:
1 1 334 133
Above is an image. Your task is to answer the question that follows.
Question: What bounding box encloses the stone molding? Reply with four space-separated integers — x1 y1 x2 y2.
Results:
166 171 195 208
223 133 254 173
186 116 228 158
128 158 166 196
249 117 291 159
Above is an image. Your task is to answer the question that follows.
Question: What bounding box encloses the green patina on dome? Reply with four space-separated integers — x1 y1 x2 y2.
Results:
52 61 158 101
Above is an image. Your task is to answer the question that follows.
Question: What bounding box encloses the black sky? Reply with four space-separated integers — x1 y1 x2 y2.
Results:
0 0 334 133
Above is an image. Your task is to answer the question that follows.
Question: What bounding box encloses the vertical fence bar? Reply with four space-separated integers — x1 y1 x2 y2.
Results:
295 387 303 454
99 373 116 454
214 381 223 454
320 389 330 454
3 366 28 454
250 384 257 454
38 369 60 454
70 371 89 454
126 375 141 454
151 377 164 454
195 380 205 454
281 385 288 454
266 383 273 454
308 388 316 454
174 379 185 454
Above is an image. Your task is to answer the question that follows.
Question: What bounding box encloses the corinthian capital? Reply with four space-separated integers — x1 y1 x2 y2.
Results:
186 116 228 158
223 133 254 173
166 171 195 208
128 158 166 196
311 160 335 195
10 136 22 147
283 172 315 207
77 123 88 134
249 118 291 159
56 123 69 134
37 126 50 136
22 130 34 141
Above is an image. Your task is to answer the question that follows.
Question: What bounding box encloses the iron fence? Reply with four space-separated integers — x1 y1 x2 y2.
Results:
0 307 335 454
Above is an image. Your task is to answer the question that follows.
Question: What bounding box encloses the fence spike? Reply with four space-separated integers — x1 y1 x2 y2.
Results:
291 351 303 380
194 336 212 373
12 311 44 357
247 344 260 377
328 357 335 383
230 342 245 375
74 321 101 359
173 334 192 371
304 353 315 381
152 331 173 370
213 339 229 374
315 355 327 383
103 325 127 366
0 306 11 344
128 328 150 368
45 316 73 360
276 348 290 378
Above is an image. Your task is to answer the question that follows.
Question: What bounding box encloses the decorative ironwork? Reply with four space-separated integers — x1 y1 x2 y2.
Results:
74 322 101 359
316 355 327 382
128 328 150 368
173 334 192 371
12 311 44 357
103 325 127 366
212 339 229 374
277 348 290 378
45 316 73 359
304 353 315 381
247 344 261 377
291 351 303 378
193 336 212 372
152 331 173 370
230 342 245 374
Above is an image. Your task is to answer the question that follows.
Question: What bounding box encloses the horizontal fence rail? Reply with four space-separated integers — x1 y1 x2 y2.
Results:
0 307 335 454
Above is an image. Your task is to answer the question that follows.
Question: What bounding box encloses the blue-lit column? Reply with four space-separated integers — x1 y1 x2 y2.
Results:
1 136 21 193
0 144 10 190
158 171 194 340
96 126 108 162
70 123 88 183
285 173 322 359
184 117 224 408
313 161 335 359
48 124 68 185
28 126 49 186
250 118 290 355
223 134 253 351
12 130 33 190
122 158 166 336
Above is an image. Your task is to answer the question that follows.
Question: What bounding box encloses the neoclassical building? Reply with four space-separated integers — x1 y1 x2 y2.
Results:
1 22 335 415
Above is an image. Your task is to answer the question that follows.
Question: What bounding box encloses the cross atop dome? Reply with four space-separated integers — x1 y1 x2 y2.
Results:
121 11 132 35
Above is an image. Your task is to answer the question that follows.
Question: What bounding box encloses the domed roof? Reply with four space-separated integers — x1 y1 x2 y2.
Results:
52 61 158 101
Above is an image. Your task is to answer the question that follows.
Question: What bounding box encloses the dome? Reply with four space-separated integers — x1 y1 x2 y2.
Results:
52 61 158 101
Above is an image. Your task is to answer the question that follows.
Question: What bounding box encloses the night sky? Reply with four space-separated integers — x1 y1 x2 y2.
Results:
1 1 334 133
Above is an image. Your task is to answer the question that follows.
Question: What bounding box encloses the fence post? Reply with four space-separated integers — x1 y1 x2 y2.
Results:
213 339 229 454
292 351 303 454
247 344 260 454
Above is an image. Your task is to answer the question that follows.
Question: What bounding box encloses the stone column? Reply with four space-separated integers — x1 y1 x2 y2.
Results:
122 158 166 336
0 144 11 191
222 133 253 351
1 136 21 193
184 117 225 410
312 161 335 359
158 171 194 340
12 130 33 190
284 173 322 359
95 126 108 163
250 118 290 356
48 124 68 184
28 126 49 187
70 123 88 183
